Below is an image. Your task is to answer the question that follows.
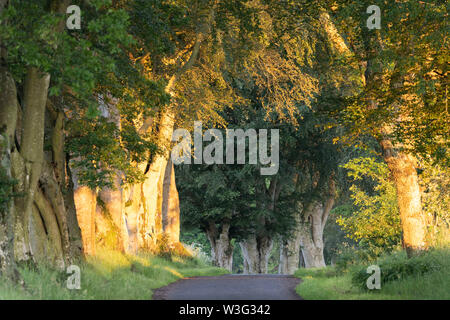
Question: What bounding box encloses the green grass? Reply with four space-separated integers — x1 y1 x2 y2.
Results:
0 248 229 300
295 248 450 300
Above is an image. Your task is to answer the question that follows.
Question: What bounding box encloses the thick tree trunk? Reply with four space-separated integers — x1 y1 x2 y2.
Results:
298 178 335 268
1 63 77 269
380 139 428 256
95 100 129 252
13 68 51 262
98 177 129 252
73 185 97 256
122 183 141 254
239 235 273 274
162 156 180 243
121 35 204 253
0 63 19 279
205 222 233 271
298 201 326 268
56 9 211 257
279 214 302 274
0 133 18 280
121 155 169 254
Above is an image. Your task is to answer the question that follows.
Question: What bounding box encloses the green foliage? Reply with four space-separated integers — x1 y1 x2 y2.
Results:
0 0 167 189
176 104 298 245
180 229 212 257
295 248 450 300
320 0 449 165
351 249 448 291
335 157 402 257
66 115 156 189
419 161 450 245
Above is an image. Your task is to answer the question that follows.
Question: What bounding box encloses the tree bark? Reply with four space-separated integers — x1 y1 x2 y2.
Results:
0 133 18 281
73 185 97 256
0 59 19 279
298 202 327 268
123 30 208 253
13 67 51 262
380 138 428 256
98 178 128 252
205 221 233 271
239 235 273 274
279 214 302 274
162 156 180 243
297 177 335 268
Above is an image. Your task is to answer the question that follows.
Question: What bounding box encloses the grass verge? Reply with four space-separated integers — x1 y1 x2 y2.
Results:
0 248 229 300
294 248 450 300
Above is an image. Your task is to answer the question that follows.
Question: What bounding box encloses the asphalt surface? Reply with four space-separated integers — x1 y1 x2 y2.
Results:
153 274 302 300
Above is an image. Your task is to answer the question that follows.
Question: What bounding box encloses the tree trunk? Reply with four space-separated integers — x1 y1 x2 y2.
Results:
298 200 326 268
0 62 19 280
1 62 79 269
162 156 180 243
12 67 51 262
73 185 97 256
279 215 302 274
98 176 129 252
205 222 233 271
0 133 18 281
122 34 205 253
298 177 335 268
239 235 273 274
95 99 129 252
380 139 428 256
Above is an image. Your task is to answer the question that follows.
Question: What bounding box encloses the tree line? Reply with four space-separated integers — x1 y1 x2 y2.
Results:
0 0 448 281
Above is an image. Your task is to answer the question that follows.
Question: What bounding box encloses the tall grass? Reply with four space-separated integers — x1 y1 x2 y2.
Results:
0 248 228 300
295 248 450 300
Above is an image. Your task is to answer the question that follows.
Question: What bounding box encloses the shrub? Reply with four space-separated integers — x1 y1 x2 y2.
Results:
154 233 192 259
351 249 448 290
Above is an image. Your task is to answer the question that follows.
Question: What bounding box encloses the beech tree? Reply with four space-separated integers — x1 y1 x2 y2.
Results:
318 0 448 256
0 0 165 275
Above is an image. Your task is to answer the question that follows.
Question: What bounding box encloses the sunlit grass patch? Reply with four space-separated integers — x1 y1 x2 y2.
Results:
0 247 228 300
295 248 450 300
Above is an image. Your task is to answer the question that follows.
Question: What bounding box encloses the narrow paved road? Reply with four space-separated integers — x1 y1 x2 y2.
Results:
153 274 302 300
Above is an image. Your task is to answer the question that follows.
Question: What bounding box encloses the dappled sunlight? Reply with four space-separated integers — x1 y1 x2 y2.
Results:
0 0 447 303
162 266 184 279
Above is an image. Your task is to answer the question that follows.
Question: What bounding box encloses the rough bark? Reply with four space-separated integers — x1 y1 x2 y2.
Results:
240 235 273 274
298 201 327 268
73 185 97 256
0 60 19 279
279 214 302 274
13 67 51 262
121 29 208 253
0 133 18 280
53 114 82 258
240 178 281 274
162 156 180 243
0 63 81 269
380 139 428 256
297 177 335 268
98 179 128 252
361 27 429 257
205 221 233 271
94 99 129 252
3 1 74 267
